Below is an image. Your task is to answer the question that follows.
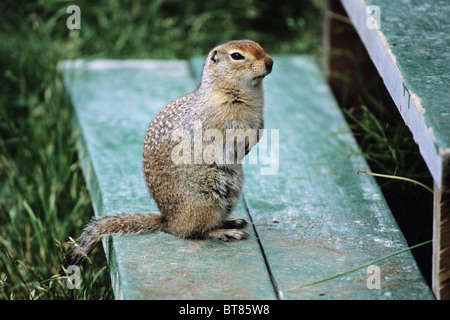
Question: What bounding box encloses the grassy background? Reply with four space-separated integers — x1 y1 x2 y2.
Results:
0 0 432 300
0 0 322 299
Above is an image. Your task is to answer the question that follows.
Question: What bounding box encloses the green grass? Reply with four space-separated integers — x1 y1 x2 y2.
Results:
0 0 322 299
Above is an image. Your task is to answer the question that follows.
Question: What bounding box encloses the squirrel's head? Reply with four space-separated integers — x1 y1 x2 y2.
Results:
202 40 273 89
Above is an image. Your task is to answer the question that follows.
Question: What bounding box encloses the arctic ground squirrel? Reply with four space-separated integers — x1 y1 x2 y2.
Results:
63 40 273 267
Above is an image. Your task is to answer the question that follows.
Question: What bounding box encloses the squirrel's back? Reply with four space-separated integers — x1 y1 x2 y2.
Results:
62 40 273 270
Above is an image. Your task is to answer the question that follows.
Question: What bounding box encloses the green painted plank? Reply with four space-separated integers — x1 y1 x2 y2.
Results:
340 0 449 299
200 55 431 299
59 60 275 299
341 0 450 187
61 55 434 300
261 56 433 299
107 199 273 300
365 0 450 150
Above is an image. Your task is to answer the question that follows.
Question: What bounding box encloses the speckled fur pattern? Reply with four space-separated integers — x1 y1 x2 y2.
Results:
62 40 273 269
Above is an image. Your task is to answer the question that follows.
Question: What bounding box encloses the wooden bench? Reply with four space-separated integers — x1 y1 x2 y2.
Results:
59 55 433 299
323 0 450 299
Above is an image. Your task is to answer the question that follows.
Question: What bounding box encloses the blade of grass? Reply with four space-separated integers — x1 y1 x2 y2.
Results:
286 239 432 291
357 170 433 194
0 242 32 298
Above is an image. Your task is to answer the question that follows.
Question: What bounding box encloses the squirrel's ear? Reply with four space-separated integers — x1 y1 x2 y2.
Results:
210 50 219 64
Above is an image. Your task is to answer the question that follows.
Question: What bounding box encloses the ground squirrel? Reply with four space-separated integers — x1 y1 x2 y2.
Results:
63 40 273 267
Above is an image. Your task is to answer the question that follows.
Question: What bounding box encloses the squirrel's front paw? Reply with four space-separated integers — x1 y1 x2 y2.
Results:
223 218 249 229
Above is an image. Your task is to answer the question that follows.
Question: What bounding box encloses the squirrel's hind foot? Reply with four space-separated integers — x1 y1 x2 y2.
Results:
207 228 249 241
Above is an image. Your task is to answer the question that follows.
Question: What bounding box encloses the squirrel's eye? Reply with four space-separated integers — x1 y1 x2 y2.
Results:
230 52 245 60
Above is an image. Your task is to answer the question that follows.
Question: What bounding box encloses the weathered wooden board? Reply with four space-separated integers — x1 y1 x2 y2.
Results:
339 0 449 299
60 55 433 300
341 0 449 186
59 60 275 300
200 55 433 299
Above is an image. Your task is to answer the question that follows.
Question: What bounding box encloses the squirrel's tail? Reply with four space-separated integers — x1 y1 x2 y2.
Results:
61 214 165 272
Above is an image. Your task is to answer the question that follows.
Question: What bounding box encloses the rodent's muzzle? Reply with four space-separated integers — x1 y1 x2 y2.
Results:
254 56 273 80
265 56 274 74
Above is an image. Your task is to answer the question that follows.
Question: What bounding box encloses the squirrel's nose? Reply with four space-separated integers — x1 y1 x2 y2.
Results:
265 56 274 73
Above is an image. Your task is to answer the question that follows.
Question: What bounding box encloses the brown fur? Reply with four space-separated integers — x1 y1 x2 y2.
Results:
62 40 273 269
